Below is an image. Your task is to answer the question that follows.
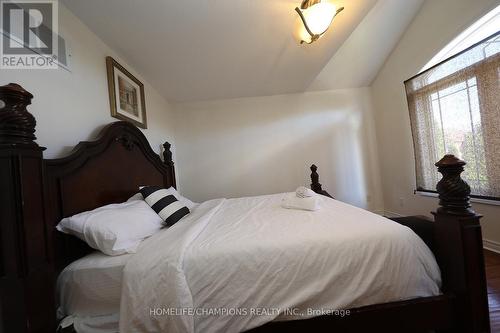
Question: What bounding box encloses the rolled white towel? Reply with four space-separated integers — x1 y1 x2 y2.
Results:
281 192 321 211
296 186 316 198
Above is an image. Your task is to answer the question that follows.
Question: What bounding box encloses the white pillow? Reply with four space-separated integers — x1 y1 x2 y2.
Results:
56 200 163 256
134 186 198 210
126 193 144 202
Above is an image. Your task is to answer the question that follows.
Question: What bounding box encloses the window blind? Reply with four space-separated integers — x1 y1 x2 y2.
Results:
405 32 500 200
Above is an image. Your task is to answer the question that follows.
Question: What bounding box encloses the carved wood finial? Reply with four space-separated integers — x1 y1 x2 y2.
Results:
163 142 173 166
435 154 475 215
309 164 334 198
310 164 323 193
0 83 37 146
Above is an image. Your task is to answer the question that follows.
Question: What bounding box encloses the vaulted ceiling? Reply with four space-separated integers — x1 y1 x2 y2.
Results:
62 0 423 103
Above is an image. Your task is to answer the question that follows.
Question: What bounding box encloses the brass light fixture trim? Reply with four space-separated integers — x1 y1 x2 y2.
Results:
295 0 344 44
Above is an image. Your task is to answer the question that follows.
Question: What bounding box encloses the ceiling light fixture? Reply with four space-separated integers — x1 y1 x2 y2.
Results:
295 0 344 44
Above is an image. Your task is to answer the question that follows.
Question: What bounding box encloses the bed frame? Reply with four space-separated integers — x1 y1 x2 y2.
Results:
0 83 490 332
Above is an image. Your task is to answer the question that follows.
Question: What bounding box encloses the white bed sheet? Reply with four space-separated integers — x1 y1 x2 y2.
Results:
120 193 441 333
57 251 133 332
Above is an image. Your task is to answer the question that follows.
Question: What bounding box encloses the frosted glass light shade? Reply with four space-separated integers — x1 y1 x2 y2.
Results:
302 2 337 35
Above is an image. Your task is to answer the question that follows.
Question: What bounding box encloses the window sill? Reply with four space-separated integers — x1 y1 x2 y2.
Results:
415 191 500 207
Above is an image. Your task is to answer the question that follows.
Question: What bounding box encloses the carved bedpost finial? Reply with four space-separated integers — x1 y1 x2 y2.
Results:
0 83 37 146
309 164 334 198
163 142 173 166
310 164 323 193
435 154 475 216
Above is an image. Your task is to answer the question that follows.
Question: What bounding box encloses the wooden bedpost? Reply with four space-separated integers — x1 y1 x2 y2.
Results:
0 83 55 332
310 164 333 198
433 154 490 333
163 141 176 188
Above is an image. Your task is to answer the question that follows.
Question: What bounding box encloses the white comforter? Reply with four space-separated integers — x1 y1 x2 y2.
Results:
119 193 441 333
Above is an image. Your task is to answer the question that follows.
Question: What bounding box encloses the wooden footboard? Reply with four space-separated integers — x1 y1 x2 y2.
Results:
0 83 491 332
306 157 490 332
247 295 454 333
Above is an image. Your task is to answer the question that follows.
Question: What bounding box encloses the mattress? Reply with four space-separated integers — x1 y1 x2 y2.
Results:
57 251 133 332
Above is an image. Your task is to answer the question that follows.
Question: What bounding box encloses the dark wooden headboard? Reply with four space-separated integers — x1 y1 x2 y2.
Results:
43 121 176 271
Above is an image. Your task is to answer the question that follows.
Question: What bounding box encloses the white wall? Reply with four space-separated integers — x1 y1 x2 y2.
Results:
174 88 384 212
0 4 176 159
371 0 500 245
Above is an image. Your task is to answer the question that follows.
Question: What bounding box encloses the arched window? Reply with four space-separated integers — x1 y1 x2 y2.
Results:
405 6 500 202
422 5 500 71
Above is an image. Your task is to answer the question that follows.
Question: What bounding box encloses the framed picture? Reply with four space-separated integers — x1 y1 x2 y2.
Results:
106 56 147 128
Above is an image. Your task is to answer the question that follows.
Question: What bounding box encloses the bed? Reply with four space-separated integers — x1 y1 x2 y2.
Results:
57 252 131 332
0 83 491 333
57 193 441 332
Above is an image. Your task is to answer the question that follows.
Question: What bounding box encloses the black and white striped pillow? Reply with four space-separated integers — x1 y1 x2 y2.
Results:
140 186 190 227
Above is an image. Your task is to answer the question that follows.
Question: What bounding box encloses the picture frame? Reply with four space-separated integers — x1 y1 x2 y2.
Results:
106 56 147 129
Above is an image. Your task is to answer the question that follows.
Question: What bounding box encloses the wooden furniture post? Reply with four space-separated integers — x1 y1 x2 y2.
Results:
310 164 333 198
433 154 490 332
0 83 55 332
163 141 176 188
